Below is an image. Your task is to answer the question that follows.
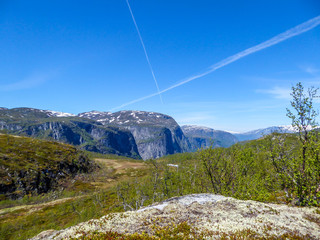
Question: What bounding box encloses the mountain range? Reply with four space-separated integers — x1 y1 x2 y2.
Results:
0 107 299 159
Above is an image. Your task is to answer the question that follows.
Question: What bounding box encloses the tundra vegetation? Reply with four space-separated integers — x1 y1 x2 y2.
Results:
0 83 319 240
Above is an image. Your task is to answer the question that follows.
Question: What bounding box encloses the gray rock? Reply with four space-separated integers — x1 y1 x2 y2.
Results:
30 194 320 240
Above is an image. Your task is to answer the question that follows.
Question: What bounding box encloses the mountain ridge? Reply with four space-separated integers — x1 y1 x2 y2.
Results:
181 124 238 150
0 108 141 159
2 107 310 158
78 110 190 160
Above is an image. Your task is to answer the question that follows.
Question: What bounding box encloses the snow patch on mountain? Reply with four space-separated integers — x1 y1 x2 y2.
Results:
182 125 215 132
45 110 75 117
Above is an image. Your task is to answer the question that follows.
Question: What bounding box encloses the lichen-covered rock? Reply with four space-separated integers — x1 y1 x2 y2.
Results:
30 194 320 239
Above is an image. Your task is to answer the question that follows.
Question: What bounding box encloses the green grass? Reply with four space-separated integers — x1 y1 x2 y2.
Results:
0 190 122 240
1 131 319 240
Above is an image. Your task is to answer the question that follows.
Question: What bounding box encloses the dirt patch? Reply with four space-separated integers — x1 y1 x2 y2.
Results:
94 159 147 174
0 196 81 216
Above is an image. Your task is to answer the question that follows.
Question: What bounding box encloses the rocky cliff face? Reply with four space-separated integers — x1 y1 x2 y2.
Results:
182 125 238 150
0 108 140 159
31 194 320 240
78 110 191 160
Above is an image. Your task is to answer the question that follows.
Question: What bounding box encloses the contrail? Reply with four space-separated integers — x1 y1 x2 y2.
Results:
112 15 320 111
125 0 163 104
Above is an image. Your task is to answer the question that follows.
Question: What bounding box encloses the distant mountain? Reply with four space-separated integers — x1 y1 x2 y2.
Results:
181 125 238 151
0 107 75 118
78 110 191 160
3 107 305 159
233 126 295 141
0 108 140 159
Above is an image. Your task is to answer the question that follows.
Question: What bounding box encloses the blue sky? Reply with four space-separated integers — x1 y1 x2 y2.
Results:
0 0 319 132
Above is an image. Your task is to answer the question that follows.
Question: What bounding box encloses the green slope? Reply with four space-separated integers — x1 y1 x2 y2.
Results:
0 134 94 199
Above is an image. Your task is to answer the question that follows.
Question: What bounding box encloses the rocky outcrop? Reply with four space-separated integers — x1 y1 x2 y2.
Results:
79 110 191 160
0 134 95 199
182 125 238 150
30 194 320 239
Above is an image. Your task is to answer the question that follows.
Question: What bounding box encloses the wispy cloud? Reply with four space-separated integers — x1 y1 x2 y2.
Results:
175 112 215 125
111 15 320 110
0 73 50 91
300 65 319 75
257 86 291 100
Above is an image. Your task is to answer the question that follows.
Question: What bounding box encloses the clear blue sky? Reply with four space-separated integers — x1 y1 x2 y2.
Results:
1 0 319 132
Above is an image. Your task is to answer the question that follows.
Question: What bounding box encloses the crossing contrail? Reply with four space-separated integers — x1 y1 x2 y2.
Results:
111 15 320 111
125 0 163 104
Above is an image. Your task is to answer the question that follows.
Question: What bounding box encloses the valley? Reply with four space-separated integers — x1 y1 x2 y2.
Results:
0 151 150 240
0 107 296 161
1 103 319 240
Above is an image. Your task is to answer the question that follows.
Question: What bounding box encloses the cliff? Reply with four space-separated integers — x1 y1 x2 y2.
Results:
0 108 140 159
79 110 191 160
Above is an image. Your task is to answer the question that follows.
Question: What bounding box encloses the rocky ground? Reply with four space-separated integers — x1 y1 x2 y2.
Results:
31 194 320 239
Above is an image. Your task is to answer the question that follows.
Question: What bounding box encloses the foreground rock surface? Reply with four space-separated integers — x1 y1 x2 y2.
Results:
31 194 320 239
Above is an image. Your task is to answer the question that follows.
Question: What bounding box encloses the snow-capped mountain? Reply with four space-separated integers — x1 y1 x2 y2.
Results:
0 107 140 159
181 125 238 150
3 106 317 159
78 110 175 127
78 110 190 160
77 111 112 120
233 126 296 141
0 107 75 119
43 110 75 117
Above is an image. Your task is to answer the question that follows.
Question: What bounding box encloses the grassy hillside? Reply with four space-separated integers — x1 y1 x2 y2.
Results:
0 134 94 200
0 135 149 240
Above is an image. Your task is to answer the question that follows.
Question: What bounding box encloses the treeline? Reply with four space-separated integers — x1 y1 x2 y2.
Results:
116 131 320 210
116 82 320 209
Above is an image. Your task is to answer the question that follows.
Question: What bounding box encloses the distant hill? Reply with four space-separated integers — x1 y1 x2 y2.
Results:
181 125 238 150
0 134 95 199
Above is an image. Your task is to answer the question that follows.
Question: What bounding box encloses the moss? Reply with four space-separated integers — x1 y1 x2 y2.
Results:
70 221 314 240
0 190 120 240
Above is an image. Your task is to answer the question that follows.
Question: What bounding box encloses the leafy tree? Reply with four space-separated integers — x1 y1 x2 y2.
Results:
286 82 319 161
274 82 320 205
